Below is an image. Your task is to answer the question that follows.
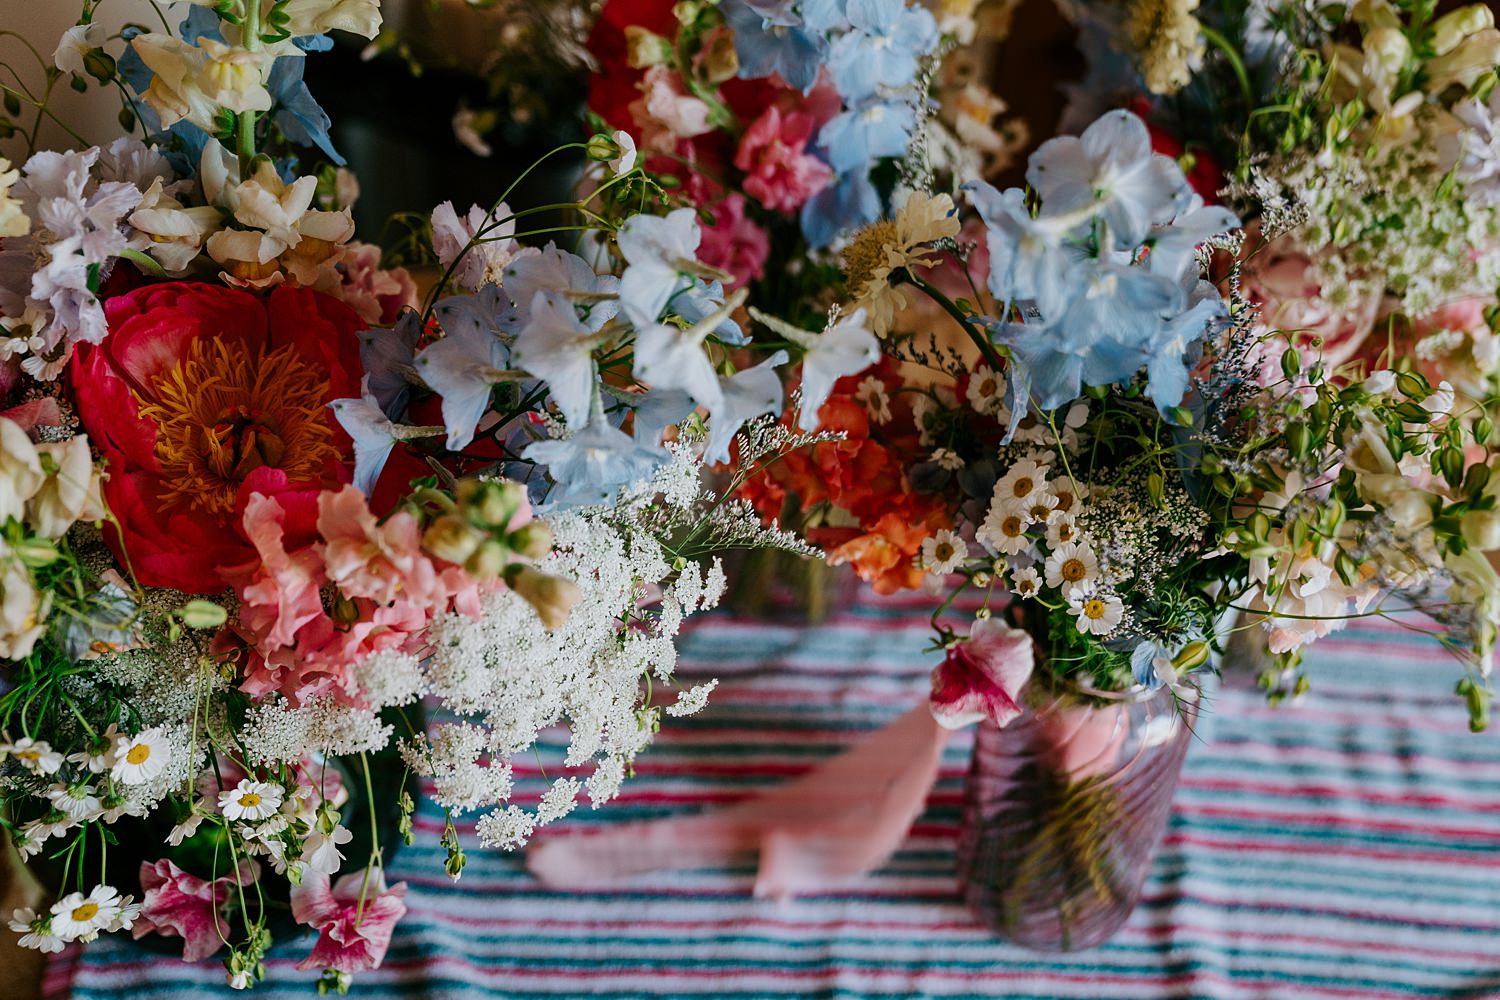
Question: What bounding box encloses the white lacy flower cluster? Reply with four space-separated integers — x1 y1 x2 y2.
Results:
400 449 729 851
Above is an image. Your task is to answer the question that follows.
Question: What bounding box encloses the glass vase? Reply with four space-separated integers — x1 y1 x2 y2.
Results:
956 676 1196 951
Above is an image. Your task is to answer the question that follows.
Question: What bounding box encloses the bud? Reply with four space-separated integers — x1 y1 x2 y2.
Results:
507 521 553 560
696 25 739 83
1280 346 1301 381
585 131 624 163
13 538 59 567
505 565 581 630
179 599 228 629
464 539 510 581
1173 641 1211 671
624 26 673 69
1431 4 1494 56
1362 26 1412 78
423 514 482 565
458 478 525 529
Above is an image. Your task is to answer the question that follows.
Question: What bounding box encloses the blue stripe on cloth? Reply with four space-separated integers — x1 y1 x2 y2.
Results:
43 590 1500 1000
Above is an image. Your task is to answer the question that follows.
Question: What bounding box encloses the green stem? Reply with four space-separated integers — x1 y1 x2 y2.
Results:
1199 23 1253 108
909 274 1008 373
236 0 263 175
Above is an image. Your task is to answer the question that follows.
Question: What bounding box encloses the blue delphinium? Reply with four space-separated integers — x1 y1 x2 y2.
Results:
723 0 826 93
800 169 881 249
827 0 938 102
817 101 917 174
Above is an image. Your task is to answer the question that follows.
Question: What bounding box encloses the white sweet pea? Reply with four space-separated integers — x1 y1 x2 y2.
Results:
0 417 44 525
299 823 353 876
29 434 104 538
609 130 638 175
283 0 384 38
53 22 104 77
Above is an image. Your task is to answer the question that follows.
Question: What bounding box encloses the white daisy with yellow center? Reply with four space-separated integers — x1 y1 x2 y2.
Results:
1010 566 1042 599
1067 586 1125 637
48 885 129 942
1045 539 1099 596
921 529 969 575
977 499 1034 556
995 458 1048 506
1 737 63 775
1046 513 1081 549
219 779 284 822
854 376 893 425
110 726 172 785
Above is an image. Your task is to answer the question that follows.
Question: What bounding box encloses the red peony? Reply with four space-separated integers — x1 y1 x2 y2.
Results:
71 282 365 593
586 0 680 131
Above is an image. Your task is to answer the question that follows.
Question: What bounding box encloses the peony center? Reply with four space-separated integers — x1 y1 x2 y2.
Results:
138 336 339 515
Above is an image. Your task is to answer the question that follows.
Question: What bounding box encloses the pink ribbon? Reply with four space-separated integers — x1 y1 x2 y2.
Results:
527 704 954 899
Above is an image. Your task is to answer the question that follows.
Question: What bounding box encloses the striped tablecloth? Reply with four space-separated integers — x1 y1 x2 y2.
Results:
43 589 1500 999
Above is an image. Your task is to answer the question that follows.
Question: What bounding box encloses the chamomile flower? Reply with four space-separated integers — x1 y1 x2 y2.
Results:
219 779 284 822
49 885 127 942
931 447 964 470
2 737 63 775
166 810 206 846
1067 586 1125 636
978 499 1034 555
1049 478 1086 517
1010 566 1042 599
8 908 64 953
1024 490 1061 525
966 366 1007 415
1046 514 1081 548
921 529 969 574
110 726 172 785
68 724 120 774
45 782 102 822
994 458 1048 505
1045 540 1099 595
855 376 893 424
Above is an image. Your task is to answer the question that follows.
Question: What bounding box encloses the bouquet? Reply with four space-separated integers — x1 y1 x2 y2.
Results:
0 0 861 988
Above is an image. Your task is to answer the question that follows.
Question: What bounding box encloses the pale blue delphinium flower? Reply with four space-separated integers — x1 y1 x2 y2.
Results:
750 307 879 430
673 279 747 345
965 181 1079 320
1027 109 1192 249
723 0 826 93
633 320 727 418
501 242 619 331
800 169 881 248
510 290 609 430
1144 196 1239 285
617 208 701 327
630 387 696 457
358 310 423 415
827 0 939 103
413 288 522 450
818 100 917 174
522 405 663 509
800 0 849 33
703 350 790 464
329 378 402 495
1143 291 1227 414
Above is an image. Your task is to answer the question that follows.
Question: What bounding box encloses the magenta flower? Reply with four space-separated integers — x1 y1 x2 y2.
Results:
734 105 833 214
291 867 408 973
697 194 770 287
133 858 259 962
929 618 1035 729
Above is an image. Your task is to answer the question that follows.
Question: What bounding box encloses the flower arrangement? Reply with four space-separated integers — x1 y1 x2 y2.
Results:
0 0 849 988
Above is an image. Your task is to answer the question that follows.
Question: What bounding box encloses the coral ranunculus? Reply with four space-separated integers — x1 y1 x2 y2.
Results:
71 282 365 593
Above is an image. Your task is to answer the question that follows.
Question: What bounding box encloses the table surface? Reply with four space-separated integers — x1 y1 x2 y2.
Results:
42 589 1500 1000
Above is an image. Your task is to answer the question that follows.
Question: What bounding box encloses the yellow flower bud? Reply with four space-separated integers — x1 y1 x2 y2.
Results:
423 514 483 565
505 565 581 631
507 521 554 561
464 539 510 581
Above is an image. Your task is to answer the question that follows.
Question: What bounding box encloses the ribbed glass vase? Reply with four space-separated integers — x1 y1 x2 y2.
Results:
956 677 1196 951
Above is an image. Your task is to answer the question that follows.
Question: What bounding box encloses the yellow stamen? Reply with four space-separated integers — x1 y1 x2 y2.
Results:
1061 558 1088 583
125 744 150 765
1083 598 1108 620
70 903 99 922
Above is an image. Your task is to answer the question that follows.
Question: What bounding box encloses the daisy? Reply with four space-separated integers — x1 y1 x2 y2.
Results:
219 779 284 822
1046 514 1081 548
1025 490 1060 525
68 724 120 774
1068 586 1125 636
854 376 893 424
2 737 63 775
921 529 969 575
994 458 1048 505
166 810 206 846
965 366 1006 415
45 782 102 822
1048 478 1086 516
931 447 964 470
977 499 1034 556
1045 540 1100 595
110 726 172 785
8 908 64 953
911 394 938 445
1010 566 1042 599
49 885 126 942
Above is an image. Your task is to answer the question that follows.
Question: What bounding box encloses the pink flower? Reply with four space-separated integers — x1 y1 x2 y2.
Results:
629 66 712 152
133 858 259 962
291 868 408 973
733 105 833 213
1239 229 1381 376
317 486 441 607
333 242 418 326
698 194 769 287
929 618 1035 728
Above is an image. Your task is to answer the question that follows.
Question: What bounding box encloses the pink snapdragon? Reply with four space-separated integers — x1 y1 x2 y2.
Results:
291 868 408 973
734 105 833 213
133 858 259 962
929 618 1035 729
698 193 769 287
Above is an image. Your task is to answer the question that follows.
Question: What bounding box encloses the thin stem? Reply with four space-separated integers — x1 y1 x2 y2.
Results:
1200 23 1253 108
236 0 263 174
909 274 1008 372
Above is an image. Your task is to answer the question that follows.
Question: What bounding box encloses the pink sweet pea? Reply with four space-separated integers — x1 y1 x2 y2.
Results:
134 858 259 962
733 105 833 213
291 868 408 973
929 618 1035 729
698 193 769 287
